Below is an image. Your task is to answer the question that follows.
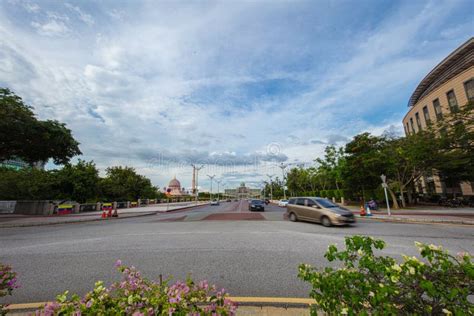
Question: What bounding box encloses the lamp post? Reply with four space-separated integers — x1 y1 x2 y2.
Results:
216 179 221 201
279 163 288 200
266 174 274 201
207 174 215 201
380 174 391 216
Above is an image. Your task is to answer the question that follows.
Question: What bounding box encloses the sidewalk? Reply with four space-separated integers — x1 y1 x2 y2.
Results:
0 201 208 229
343 205 474 225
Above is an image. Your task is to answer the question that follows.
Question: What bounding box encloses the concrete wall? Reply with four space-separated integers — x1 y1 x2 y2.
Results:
14 200 54 215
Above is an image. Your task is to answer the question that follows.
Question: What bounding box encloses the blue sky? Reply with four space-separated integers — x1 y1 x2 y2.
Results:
0 0 473 190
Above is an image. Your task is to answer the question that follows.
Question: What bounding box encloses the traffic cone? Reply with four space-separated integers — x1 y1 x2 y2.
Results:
360 205 366 216
112 209 118 217
107 208 112 218
101 210 107 219
366 205 372 217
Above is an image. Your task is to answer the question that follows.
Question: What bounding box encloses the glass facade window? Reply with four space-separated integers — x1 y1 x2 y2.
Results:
446 90 458 112
433 98 443 121
464 79 474 101
410 117 415 133
415 112 422 130
422 106 430 124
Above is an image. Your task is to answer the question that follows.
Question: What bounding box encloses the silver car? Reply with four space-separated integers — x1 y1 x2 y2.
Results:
286 197 356 226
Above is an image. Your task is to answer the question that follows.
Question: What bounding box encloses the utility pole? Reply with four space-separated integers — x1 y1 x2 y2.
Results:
192 164 204 203
279 163 288 200
207 174 215 201
266 174 274 201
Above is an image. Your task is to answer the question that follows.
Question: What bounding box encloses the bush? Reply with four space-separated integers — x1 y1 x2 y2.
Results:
36 260 237 315
298 236 473 315
0 262 19 316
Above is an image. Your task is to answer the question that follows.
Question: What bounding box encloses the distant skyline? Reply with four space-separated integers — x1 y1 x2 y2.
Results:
1 0 473 189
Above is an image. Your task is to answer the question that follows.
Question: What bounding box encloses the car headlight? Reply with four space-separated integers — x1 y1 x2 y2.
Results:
334 213 342 217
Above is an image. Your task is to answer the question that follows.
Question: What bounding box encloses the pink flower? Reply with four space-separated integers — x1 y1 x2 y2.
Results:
115 259 122 267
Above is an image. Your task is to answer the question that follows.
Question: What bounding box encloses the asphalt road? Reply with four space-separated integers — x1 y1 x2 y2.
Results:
1 201 473 304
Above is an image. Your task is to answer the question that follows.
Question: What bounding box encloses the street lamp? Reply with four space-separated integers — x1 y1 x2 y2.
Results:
207 174 215 201
279 163 288 200
266 174 274 201
216 179 221 201
380 174 391 216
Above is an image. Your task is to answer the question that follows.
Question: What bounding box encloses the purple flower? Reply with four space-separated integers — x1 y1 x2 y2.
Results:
115 259 122 267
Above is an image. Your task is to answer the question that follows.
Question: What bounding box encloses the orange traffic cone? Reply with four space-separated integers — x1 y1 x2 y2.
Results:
101 210 107 219
107 208 112 218
360 205 366 216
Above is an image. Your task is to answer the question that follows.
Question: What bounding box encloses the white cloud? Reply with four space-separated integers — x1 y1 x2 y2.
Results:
0 0 472 188
65 3 94 26
31 19 70 36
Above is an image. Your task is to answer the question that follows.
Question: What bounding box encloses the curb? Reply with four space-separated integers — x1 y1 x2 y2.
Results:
358 216 474 226
5 297 315 312
0 204 207 229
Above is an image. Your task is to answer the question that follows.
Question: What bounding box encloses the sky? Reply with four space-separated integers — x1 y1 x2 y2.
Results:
1 0 473 191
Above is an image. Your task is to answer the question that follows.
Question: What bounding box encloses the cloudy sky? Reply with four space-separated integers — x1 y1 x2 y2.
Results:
1 0 472 190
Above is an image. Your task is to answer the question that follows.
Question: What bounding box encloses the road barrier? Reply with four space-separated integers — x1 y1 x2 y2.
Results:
57 204 73 215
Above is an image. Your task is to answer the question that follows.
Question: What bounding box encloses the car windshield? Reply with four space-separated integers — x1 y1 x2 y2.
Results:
280 200 288 202
251 200 263 204
315 198 337 208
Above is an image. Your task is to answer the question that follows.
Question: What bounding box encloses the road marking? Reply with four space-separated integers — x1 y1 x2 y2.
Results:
6 297 316 310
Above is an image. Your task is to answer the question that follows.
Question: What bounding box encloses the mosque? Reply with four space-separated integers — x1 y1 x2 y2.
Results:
166 176 189 196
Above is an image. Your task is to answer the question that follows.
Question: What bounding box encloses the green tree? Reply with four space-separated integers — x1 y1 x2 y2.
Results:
432 100 474 192
343 133 393 205
100 166 157 201
0 167 57 200
315 145 346 191
52 160 100 203
0 88 81 165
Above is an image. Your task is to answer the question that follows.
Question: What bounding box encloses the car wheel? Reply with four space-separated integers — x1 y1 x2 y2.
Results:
321 216 332 227
289 212 297 222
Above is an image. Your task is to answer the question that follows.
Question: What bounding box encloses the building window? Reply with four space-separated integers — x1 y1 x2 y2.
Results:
433 98 443 121
422 106 431 125
415 112 422 130
406 123 410 135
464 78 474 101
410 117 415 133
446 90 458 112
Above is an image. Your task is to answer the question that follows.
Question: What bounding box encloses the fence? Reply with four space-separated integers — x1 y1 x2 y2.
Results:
79 203 97 212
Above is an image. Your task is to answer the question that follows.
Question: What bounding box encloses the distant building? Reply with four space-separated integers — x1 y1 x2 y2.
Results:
225 182 261 199
402 37 474 197
0 158 45 170
166 176 189 196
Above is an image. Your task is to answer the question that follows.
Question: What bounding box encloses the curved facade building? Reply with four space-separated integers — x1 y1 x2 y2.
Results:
403 37 474 196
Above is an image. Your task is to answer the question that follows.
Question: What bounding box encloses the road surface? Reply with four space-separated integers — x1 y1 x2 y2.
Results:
1 200 472 304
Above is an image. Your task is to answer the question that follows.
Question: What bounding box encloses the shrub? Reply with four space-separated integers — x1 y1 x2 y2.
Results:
36 260 237 315
0 262 19 316
298 236 473 315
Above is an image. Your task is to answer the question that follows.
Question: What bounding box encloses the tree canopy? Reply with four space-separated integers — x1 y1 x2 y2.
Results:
0 88 81 165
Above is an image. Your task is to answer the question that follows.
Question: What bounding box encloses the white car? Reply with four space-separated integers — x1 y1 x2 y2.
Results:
210 199 220 206
278 199 289 207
